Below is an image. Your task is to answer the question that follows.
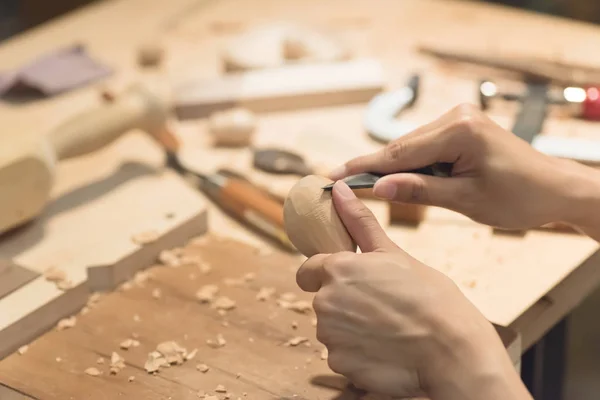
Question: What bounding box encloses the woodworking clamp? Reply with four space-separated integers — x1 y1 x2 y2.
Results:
364 74 420 143
479 80 600 164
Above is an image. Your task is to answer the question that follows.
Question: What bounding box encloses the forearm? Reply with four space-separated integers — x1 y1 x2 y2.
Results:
558 160 600 242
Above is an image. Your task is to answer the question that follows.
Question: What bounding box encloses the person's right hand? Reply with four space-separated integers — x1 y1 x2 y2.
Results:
329 103 590 230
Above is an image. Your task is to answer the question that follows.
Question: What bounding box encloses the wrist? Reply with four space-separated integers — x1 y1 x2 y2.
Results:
422 321 531 400
554 160 600 234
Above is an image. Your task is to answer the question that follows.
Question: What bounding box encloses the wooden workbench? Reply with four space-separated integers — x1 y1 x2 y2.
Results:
2 0 600 397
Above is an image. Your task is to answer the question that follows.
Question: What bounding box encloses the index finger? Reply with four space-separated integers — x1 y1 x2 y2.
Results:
328 106 461 180
297 254 330 292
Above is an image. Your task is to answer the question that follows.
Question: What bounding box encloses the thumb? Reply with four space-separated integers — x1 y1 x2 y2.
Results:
331 180 396 253
373 173 470 210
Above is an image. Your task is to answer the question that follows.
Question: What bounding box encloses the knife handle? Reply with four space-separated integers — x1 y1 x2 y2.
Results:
210 176 296 251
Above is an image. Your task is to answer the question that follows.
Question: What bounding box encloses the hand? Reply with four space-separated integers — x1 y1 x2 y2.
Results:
297 181 531 400
329 103 590 230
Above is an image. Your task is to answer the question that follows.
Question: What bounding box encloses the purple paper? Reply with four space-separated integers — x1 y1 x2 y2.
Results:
0 44 112 97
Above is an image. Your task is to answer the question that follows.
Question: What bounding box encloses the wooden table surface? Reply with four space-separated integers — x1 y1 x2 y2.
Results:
2 0 600 396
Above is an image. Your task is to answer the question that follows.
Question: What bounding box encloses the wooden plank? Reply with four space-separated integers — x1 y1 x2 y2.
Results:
0 132 208 360
0 384 36 400
0 261 39 300
0 236 520 399
174 58 385 119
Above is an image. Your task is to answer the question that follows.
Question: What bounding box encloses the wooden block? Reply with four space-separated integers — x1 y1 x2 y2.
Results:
0 261 39 300
174 58 385 119
389 202 427 225
0 132 208 360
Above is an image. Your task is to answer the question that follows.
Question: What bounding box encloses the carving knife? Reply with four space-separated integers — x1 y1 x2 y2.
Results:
321 163 452 191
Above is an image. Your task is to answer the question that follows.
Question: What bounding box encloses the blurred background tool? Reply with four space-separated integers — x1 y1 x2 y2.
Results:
0 83 171 235
364 74 420 143
252 148 314 176
479 80 600 164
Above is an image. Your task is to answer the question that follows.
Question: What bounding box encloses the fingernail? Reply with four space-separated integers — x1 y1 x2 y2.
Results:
333 180 356 199
373 181 397 200
328 165 347 180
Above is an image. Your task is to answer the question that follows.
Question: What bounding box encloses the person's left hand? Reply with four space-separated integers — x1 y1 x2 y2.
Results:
297 181 528 400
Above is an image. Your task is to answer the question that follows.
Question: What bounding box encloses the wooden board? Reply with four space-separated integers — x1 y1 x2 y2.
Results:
0 132 208 359
0 261 39 300
0 236 520 400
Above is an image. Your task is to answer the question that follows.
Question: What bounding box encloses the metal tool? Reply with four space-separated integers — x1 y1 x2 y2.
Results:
252 148 314 176
479 80 600 164
364 74 420 143
165 152 295 251
321 163 452 191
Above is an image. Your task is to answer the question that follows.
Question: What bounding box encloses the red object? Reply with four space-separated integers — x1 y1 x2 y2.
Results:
581 87 600 120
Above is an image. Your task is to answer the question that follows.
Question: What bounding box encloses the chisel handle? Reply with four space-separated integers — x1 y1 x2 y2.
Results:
49 84 170 160
214 177 296 251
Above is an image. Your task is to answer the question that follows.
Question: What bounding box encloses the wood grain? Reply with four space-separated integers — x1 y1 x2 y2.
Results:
0 236 519 399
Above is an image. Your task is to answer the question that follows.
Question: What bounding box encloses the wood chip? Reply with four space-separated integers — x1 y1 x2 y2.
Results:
131 230 159 245
321 347 328 360
206 334 226 348
285 336 308 347
196 363 210 373
152 288 162 299
215 385 227 393
57 316 76 330
134 270 151 285
291 321 298 329
279 292 296 302
159 249 181 267
85 367 102 377
120 339 140 350
196 285 219 303
43 266 67 282
97 357 105 364
88 292 102 306
180 255 204 266
56 279 74 291
236 372 241 378
243 272 255 282
110 352 126 374
55 357 62 363
213 296 236 311
156 341 188 365
311 317 317 327
133 314 141 322
120 281 133 291
185 348 198 361
217 309 227 316
17 345 28 355
256 287 276 301
128 376 135 382
80 306 90 315
144 351 167 373
199 262 212 274
288 301 312 314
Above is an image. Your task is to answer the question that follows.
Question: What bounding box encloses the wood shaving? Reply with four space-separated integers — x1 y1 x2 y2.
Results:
159 249 181 267
97 357 105 364
133 314 141 322
206 334 226 348
188 235 209 246
110 352 126 374
55 357 62 363
196 363 210 373
321 347 328 360
291 321 298 329
56 279 74 291
144 351 167 373
88 292 102 306
120 281 133 291
152 288 162 299
276 299 291 309
285 336 308 347
288 301 312 314
215 385 227 393
128 376 135 382
120 339 140 350
57 316 76 330
198 262 212 274
279 292 296 302
85 367 102 377
131 230 159 245
134 270 151 285
213 296 236 310
80 306 90 315
180 255 204 266
17 345 28 355
157 341 188 365
217 309 227 316
256 287 276 301
196 285 219 303
185 348 198 361
44 267 72 290
243 272 255 282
